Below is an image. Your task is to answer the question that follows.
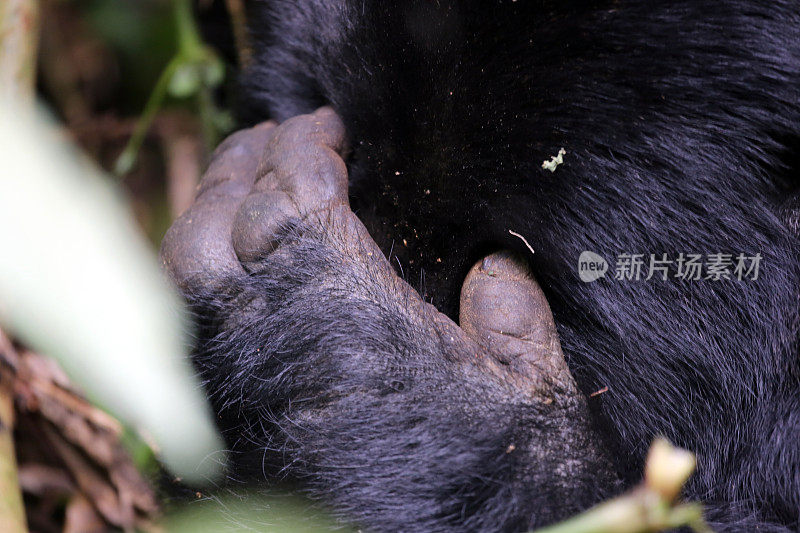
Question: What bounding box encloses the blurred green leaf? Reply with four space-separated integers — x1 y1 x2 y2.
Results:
164 494 344 533
202 53 225 88
169 62 202 97
0 101 225 483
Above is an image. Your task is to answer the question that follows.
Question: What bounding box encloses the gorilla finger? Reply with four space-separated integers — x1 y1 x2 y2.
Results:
267 106 348 156
254 107 349 210
196 121 277 200
232 191 298 264
230 108 352 268
160 196 246 293
161 123 276 293
459 251 577 397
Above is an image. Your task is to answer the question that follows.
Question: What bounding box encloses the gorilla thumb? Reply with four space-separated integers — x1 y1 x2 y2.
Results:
459 251 579 397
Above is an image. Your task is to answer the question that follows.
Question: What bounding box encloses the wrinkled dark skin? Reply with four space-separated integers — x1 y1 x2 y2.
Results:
161 108 619 530
162 108 578 396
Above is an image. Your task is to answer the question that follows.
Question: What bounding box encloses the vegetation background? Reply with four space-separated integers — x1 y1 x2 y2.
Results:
38 0 238 242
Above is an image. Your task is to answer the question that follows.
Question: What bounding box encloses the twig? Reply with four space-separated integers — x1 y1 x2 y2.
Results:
0 330 29 533
509 230 535 255
0 0 38 529
224 0 253 67
160 117 202 218
0 0 39 106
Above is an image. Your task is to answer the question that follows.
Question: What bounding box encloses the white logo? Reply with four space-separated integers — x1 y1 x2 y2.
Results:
578 251 608 283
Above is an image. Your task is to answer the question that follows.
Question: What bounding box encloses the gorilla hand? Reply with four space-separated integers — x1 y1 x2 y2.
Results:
160 108 619 531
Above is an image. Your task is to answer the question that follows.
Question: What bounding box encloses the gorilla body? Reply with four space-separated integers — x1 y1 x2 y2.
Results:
177 1 800 531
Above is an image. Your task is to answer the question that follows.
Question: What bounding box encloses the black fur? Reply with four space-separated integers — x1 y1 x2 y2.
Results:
193 1 800 531
191 220 617 530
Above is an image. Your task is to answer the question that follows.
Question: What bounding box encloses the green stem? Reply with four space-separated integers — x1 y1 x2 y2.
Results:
665 504 713 533
532 492 653 533
114 56 181 176
531 493 711 533
115 0 211 176
174 0 204 57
